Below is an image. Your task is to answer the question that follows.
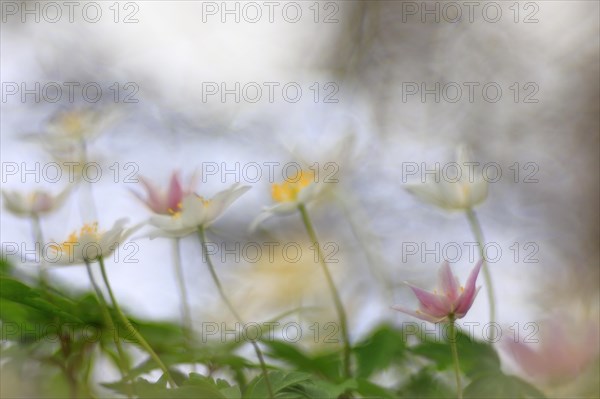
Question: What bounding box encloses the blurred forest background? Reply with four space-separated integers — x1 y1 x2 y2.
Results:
1 1 599 397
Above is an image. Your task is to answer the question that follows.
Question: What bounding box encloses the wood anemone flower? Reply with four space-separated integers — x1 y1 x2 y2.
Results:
392 260 483 323
132 171 196 215
148 184 251 238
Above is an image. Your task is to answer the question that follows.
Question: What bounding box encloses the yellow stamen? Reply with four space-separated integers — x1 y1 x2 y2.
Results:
51 222 100 256
167 201 184 215
60 111 85 137
196 196 211 207
271 170 314 203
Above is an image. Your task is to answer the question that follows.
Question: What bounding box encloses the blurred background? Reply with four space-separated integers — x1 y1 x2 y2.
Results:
1 1 599 397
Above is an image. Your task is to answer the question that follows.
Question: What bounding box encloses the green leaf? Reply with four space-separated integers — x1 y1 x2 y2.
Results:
189 374 242 399
355 379 396 399
262 340 343 381
464 372 546 399
410 331 500 377
104 374 232 399
0 257 12 275
245 371 312 398
126 343 252 379
398 367 454 398
353 324 406 378
0 277 83 324
295 378 357 398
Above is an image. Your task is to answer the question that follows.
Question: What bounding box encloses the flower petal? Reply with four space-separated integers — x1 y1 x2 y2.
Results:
391 305 447 323
405 181 446 209
204 184 251 226
167 172 183 211
455 286 480 318
137 176 165 213
438 261 460 303
454 260 483 316
502 340 544 378
407 284 451 318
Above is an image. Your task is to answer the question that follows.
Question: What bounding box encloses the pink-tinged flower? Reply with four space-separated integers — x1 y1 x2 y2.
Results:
2 187 71 218
132 171 196 215
392 260 482 323
147 184 251 238
503 317 599 385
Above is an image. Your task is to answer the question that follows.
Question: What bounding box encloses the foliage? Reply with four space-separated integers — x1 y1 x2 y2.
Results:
0 266 546 398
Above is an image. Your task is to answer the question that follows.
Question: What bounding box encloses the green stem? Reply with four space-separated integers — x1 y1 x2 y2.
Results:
297 204 352 378
31 215 49 290
78 138 98 221
85 261 134 398
465 208 496 328
172 237 196 371
448 318 462 399
97 256 177 388
197 227 274 399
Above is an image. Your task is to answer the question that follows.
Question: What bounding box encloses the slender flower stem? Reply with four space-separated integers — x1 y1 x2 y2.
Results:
31 215 49 289
78 139 98 221
97 256 177 388
172 237 196 371
465 207 496 328
197 227 274 399
297 204 352 378
84 261 133 398
448 317 463 399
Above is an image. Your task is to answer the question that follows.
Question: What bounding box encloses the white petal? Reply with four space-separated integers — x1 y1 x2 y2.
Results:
405 181 446 209
181 194 209 226
2 190 29 215
249 210 275 232
204 184 251 225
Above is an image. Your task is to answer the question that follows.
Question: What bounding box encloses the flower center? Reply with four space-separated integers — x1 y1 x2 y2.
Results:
168 196 211 219
196 195 211 207
168 202 183 218
271 170 314 203
50 222 100 257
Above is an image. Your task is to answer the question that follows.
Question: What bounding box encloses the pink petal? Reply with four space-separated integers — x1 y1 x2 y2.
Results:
391 305 447 323
454 260 483 316
31 192 53 213
167 171 184 211
503 340 545 378
186 169 199 195
138 176 166 213
438 261 460 302
408 284 451 318
455 287 480 318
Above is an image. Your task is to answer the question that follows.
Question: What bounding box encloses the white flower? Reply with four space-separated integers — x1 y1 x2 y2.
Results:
250 169 325 230
148 184 251 238
405 146 488 211
48 219 140 265
22 106 121 154
2 187 71 218
47 106 121 141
